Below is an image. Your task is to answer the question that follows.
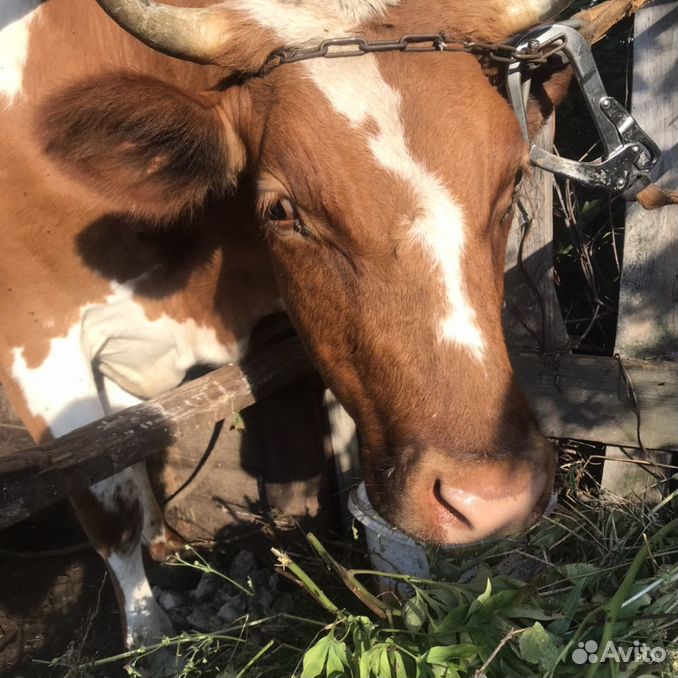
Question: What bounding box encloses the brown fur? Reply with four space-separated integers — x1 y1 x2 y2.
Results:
0 0 279 603
4 0 575 565
43 74 241 221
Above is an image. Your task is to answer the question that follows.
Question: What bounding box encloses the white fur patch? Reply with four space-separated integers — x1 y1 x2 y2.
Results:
0 1 42 103
504 0 569 34
83 281 242 400
305 57 485 358
234 0 400 46
11 281 243 435
108 543 172 648
11 323 105 437
301 0 401 25
89 465 138 514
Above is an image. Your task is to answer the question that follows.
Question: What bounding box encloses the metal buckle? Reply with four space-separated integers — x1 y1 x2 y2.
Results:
507 23 661 197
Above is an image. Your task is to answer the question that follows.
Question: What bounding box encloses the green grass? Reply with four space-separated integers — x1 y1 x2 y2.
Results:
44 461 677 678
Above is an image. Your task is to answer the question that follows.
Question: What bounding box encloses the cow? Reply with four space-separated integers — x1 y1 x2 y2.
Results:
0 0 573 655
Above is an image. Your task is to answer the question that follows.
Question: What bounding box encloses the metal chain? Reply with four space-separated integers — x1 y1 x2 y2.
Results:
262 32 567 73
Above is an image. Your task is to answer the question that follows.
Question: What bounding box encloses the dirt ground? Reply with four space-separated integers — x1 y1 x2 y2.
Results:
0 498 333 677
0 503 124 677
0 371 335 676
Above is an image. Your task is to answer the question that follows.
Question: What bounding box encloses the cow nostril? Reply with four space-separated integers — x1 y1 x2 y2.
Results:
433 479 473 529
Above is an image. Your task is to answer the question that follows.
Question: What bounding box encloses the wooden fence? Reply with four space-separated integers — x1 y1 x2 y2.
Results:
503 1 677 498
0 1 676 530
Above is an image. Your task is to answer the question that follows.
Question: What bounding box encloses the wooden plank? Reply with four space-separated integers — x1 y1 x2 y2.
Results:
1 338 675 528
155 374 332 543
504 117 570 352
0 383 32 454
324 389 360 525
0 335 314 529
511 352 678 451
603 1 678 494
615 3 678 359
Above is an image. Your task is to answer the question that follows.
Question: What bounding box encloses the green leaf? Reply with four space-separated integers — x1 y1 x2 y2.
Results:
302 635 332 678
549 577 587 637
505 606 564 622
647 590 678 614
498 653 533 678
403 595 428 633
362 644 388 678
431 604 468 642
325 638 349 678
474 590 520 623
351 616 373 654
478 578 493 604
560 562 599 578
358 644 375 678
620 593 653 618
518 622 560 673
230 411 245 431
424 644 480 664
578 198 604 223
390 648 409 678
415 658 436 678
432 665 459 678
466 579 492 618
378 645 394 678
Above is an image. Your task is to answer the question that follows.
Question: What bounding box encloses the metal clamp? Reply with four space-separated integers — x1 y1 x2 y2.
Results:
507 23 661 197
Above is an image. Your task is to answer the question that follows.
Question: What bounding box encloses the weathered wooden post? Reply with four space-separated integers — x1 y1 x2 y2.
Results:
602 0 678 496
504 117 570 353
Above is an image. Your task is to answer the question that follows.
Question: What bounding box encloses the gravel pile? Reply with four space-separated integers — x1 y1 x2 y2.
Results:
153 550 294 634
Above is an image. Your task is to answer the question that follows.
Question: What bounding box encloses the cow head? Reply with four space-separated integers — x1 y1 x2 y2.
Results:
43 0 574 545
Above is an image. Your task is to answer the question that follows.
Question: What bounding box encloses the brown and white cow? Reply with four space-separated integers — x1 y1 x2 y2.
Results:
0 0 572 652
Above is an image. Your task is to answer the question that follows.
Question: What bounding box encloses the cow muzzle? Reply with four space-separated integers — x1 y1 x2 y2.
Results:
368 446 557 546
431 470 552 544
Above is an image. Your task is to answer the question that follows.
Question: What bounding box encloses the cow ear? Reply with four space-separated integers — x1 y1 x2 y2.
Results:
526 66 573 139
41 73 245 222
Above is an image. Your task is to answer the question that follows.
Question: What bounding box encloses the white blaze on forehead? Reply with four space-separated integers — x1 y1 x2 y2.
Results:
231 2 484 358
0 1 42 103
305 56 485 359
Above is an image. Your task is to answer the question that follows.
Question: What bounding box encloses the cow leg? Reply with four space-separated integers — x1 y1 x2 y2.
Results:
131 460 185 560
71 470 174 649
9 338 174 650
99 376 185 560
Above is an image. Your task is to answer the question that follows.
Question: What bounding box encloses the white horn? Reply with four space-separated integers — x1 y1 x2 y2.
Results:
95 0 231 64
503 0 572 35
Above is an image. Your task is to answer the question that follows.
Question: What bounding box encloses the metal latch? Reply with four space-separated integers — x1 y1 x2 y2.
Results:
507 23 661 198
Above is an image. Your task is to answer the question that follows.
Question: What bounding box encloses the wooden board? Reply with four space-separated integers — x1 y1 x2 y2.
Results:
0 335 314 529
324 389 360 525
3 342 676 531
0 384 32 454
615 3 678 359
603 1 678 494
151 375 333 543
512 351 678 452
504 117 570 352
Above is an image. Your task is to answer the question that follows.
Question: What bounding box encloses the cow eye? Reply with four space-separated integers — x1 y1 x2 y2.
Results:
267 197 295 222
266 198 310 237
